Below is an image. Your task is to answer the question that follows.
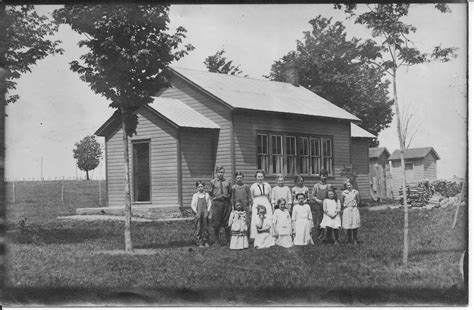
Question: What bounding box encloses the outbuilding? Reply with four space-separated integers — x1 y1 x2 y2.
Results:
389 147 440 197
94 67 375 216
369 147 392 200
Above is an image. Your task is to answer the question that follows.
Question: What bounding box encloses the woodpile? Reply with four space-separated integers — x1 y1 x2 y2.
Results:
399 179 464 210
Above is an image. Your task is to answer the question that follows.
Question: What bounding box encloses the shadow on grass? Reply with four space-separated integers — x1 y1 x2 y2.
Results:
137 240 197 250
3 286 468 306
410 247 465 257
10 228 106 245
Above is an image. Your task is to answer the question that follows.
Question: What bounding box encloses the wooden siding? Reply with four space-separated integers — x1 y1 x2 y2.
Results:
351 138 369 174
423 152 438 180
356 173 370 200
391 158 425 198
350 138 370 199
180 128 218 208
160 77 232 172
233 110 351 194
105 108 179 208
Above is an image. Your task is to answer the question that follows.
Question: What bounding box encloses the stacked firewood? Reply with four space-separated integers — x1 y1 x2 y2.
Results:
399 179 463 209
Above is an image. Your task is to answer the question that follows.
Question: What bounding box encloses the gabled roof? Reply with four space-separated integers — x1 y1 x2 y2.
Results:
95 98 219 137
351 123 376 138
388 147 440 161
169 67 360 122
148 97 219 129
369 147 390 159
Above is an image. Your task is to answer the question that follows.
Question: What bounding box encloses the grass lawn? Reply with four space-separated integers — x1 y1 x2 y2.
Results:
3 181 468 305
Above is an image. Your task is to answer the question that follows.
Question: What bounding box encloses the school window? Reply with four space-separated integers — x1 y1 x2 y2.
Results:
257 132 333 176
286 136 297 174
257 134 268 172
405 163 414 170
322 138 333 176
132 140 151 202
271 135 283 174
297 137 309 174
310 137 321 175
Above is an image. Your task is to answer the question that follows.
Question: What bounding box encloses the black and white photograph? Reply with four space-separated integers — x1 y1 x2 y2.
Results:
1 2 468 306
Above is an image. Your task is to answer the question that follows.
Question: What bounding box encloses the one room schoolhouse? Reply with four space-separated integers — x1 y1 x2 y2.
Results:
95 66 374 216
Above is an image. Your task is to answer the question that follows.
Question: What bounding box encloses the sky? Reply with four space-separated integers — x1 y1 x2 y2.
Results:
5 4 468 180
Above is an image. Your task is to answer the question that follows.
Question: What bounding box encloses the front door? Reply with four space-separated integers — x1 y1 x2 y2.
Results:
132 140 151 202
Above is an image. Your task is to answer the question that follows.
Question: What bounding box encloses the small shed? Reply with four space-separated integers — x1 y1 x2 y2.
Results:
350 123 376 199
369 147 392 199
94 66 375 215
389 147 440 197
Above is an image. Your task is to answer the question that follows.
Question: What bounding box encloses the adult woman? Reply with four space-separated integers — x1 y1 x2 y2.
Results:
250 170 273 240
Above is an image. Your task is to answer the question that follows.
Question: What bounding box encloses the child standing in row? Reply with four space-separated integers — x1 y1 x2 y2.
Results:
341 181 361 244
292 192 314 245
320 188 341 245
272 198 293 248
228 201 249 250
191 180 212 247
231 172 252 232
292 175 309 204
271 175 292 213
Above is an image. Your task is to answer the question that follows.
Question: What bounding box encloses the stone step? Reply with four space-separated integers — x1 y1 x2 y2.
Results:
76 205 183 219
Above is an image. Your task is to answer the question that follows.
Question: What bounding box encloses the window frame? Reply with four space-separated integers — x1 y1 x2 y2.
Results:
256 130 334 178
256 133 269 172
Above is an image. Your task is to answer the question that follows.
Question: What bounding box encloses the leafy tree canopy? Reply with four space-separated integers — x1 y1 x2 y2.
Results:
73 135 103 180
268 15 394 144
53 5 194 136
204 49 243 75
4 5 63 104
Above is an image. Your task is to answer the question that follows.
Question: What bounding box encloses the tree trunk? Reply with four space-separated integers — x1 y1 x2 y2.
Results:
86 170 90 180
393 67 409 265
121 106 133 252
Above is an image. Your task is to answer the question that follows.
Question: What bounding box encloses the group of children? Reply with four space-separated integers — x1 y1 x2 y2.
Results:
191 167 361 250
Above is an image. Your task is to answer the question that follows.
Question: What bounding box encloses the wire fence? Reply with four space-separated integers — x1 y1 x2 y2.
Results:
5 179 107 207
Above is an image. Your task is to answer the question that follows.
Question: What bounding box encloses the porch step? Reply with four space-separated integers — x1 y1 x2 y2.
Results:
76 205 183 219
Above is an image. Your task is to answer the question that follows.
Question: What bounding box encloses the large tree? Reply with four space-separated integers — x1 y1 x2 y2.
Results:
204 49 243 75
268 15 393 143
337 3 457 265
4 5 63 105
54 5 194 251
73 135 103 180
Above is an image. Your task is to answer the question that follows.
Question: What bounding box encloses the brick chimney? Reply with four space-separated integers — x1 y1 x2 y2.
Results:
282 61 299 87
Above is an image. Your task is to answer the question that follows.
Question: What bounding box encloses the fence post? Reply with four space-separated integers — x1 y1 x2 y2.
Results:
99 179 102 204
12 180 15 204
61 182 64 203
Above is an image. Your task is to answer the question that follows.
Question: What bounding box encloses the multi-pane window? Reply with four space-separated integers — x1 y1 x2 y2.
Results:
286 136 296 174
322 138 333 175
297 137 309 174
257 134 268 171
271 135 283 174
257 132 333 176
310 137 321 175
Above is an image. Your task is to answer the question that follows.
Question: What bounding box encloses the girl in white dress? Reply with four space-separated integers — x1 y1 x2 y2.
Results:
228 201 249 250
341 181 361 244
254 205 275 249
250 170 273 240
271 175 292 213
320 189 341 245
292 193 314 245
272 198 293 248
